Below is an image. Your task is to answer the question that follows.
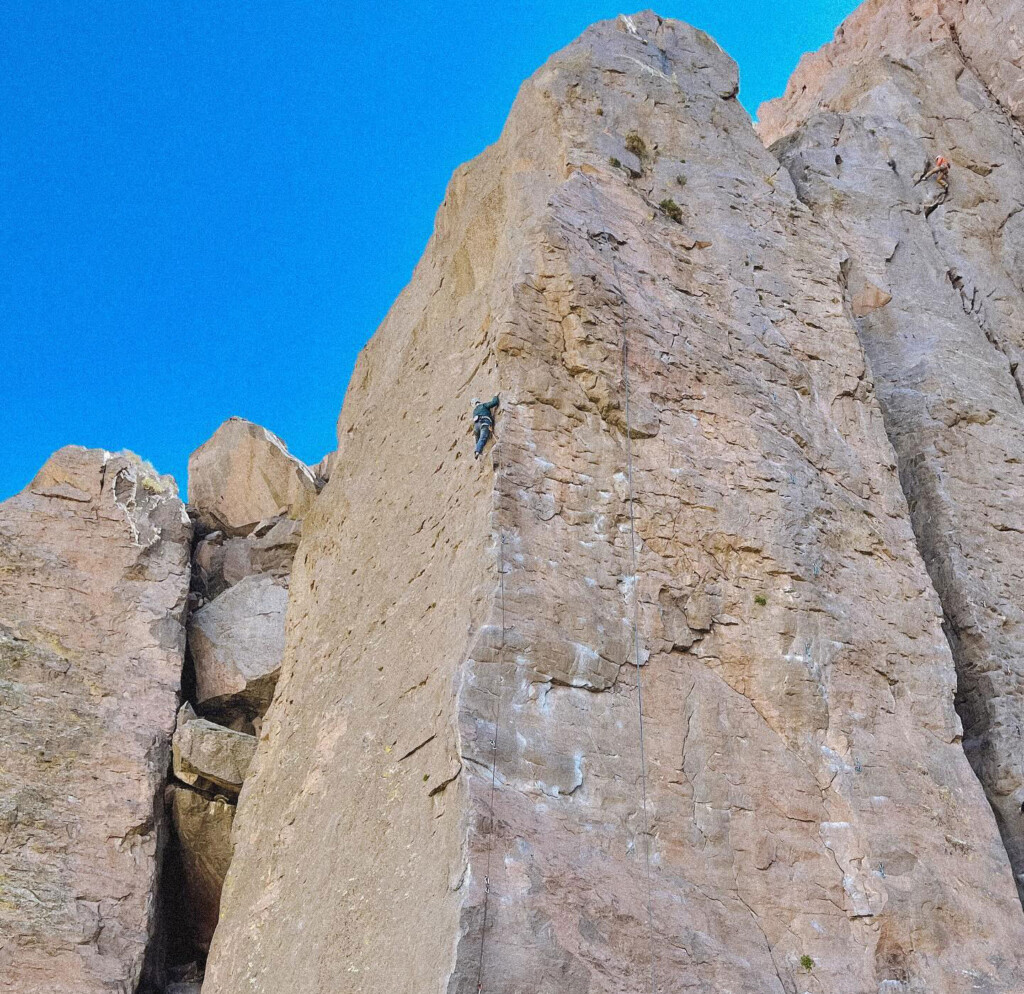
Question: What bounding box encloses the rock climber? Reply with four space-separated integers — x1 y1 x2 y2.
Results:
916 155 950 189
471 395 500 459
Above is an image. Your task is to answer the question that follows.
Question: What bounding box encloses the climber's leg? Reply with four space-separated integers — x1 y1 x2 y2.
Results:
474 423 491 459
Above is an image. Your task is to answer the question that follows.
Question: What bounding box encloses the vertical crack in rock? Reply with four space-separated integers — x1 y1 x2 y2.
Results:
136 418 322 992
764 0 1024 907
203 11 1024 994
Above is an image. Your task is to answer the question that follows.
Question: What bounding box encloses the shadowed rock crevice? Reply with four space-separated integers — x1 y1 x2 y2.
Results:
137 419 329 993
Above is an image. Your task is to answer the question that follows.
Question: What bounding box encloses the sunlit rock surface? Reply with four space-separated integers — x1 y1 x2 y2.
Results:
205 12 1024 994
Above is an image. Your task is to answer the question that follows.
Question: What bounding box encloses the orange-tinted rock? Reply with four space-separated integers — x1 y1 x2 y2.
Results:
188 418 317 535
205 12 1024 994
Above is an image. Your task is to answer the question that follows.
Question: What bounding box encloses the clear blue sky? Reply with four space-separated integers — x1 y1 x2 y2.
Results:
2 1 859 500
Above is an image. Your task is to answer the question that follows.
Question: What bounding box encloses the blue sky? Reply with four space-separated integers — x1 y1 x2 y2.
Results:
1 1 859 499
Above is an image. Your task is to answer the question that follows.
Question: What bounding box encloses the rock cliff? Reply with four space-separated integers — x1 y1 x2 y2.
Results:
0 423 321 994
204 10 1024 994
0 449 191 994
760 0 1024 903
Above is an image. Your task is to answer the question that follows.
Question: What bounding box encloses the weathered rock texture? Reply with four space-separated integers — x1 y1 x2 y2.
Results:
172 705 256 794
188 417 317 535
188 574 288 724
0 448 191 993
206 11 1024 994
192 517 301 602
760 0 1024 901
145 421 315 984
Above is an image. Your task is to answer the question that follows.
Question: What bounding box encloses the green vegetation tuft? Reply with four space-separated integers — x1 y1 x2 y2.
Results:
800 956 814 972
754 594 767 606
676 174 687 187
659 198 683 223
609 156 621 168
625 131 647 159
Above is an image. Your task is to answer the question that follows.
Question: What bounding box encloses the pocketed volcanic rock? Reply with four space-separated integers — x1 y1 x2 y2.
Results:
204 11 1024 994
0 447 191 994
188 417 317 534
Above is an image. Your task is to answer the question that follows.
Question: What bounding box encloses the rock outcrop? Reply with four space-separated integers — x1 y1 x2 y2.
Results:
0 448 191 994
151 420 317 983
205 11 1024 994
192 517 301 602
188 417 318 534
760 0 1024 901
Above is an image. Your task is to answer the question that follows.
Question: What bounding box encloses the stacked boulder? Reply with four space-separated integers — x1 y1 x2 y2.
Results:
160 418 327 984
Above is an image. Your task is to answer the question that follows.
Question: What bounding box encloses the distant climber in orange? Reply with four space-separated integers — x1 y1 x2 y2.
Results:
471 395 500 459
916 155 950 189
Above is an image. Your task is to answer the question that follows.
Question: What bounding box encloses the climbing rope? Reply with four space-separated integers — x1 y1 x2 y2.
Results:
615 254 659 994
475 433 508 993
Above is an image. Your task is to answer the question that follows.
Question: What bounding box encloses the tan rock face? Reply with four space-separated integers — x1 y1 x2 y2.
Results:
756 0 1024 148
0 447 191 994
192 517 301 602
187 417 317 534
205 12 1024 994
762 0 1024 902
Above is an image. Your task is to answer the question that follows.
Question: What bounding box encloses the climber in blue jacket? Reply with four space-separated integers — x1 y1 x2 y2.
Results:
471 396 500 459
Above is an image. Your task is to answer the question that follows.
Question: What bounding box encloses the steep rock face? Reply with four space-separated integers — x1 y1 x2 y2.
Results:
761 0 1024 900
0 448 191 994
756 0 1024 146
206 12 1024 994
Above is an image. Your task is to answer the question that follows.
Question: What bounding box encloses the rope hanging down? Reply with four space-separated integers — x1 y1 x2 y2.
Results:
476 445 508 993
615 253 659 994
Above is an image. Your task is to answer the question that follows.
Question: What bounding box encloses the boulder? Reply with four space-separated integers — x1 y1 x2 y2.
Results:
172 705 256 794
192 515 301 602
168 786 235 956
0 447 191 994
188 574 287 723
249 515 302 573
188 418 317 535
192 531 254 601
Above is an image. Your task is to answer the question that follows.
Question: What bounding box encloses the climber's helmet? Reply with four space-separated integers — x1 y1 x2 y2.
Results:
471 397 480 407
936 155 948 168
